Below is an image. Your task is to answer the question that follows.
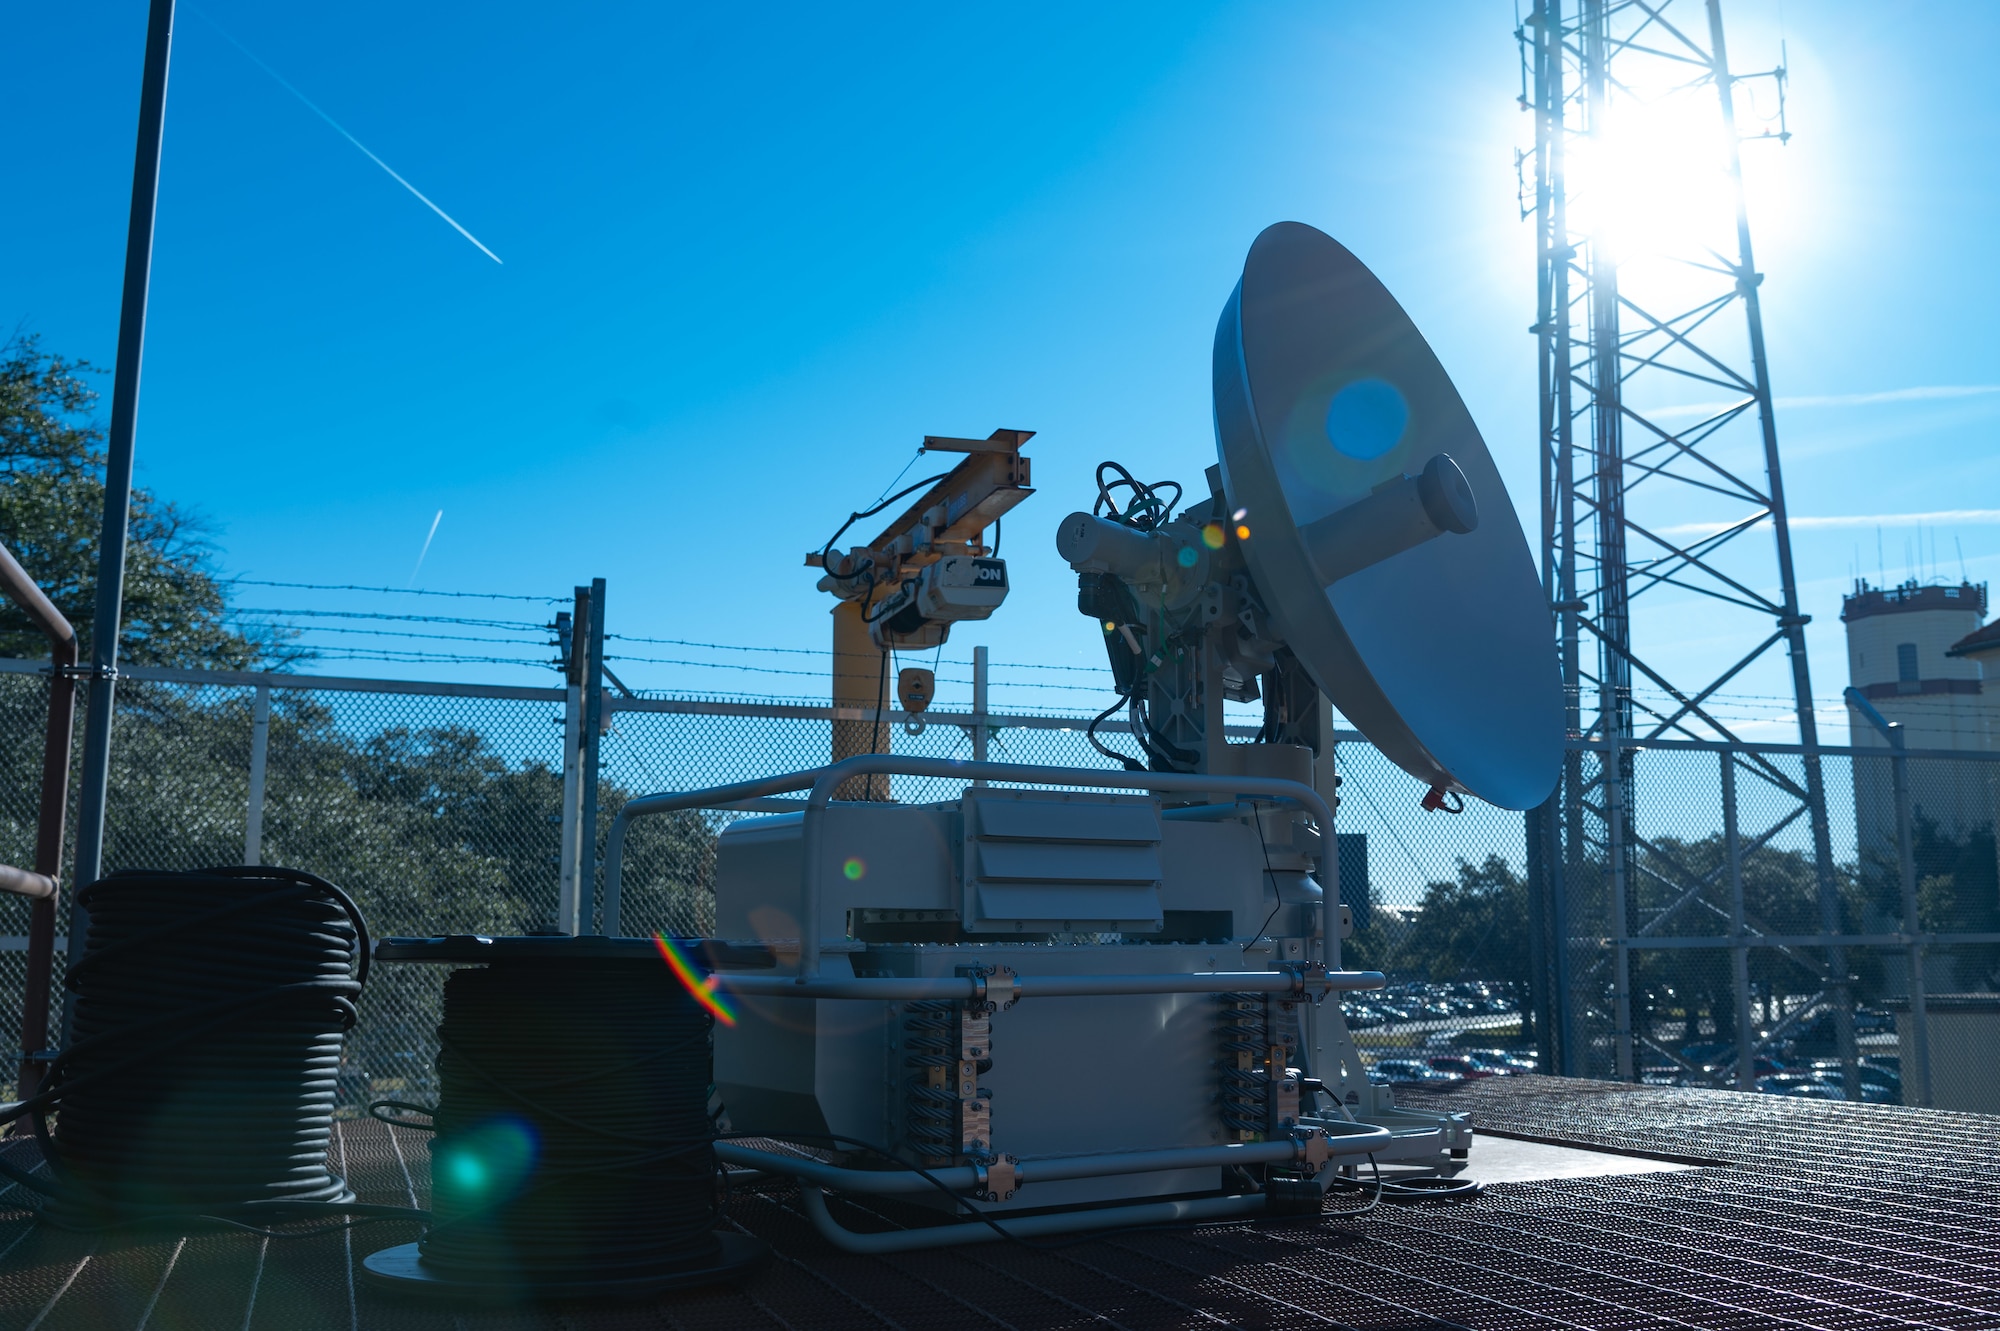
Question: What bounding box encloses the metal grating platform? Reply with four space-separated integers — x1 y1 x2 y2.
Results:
4 1077 2000 1329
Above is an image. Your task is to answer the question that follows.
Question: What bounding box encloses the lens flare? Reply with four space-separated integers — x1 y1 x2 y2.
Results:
843 858 866 881
652 933 737 1026
1201 523 1225 550
435 1115 537 1210
1236 524 1251 541
1175 545 1199 568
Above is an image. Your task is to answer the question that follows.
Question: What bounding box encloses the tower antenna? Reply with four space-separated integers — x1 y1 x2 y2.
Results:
1519 0 1854 1093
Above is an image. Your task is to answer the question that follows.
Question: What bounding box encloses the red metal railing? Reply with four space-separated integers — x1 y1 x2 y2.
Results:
0 538 76 1101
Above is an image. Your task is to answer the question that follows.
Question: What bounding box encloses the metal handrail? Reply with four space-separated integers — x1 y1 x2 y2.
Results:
717 1120 1390 1196
0 538 77 1099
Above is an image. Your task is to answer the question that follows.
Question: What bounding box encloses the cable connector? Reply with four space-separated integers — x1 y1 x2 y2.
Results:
1292 1127 1332 1169
974 966 1018 1010
973 1153 1020 1203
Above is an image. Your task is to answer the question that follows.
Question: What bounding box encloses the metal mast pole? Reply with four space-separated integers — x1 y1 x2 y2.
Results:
1580 0 1637 1083
1526 0 1581 1075
1703 0 1855 1098
72 0 176 907
1524 0 1842 1087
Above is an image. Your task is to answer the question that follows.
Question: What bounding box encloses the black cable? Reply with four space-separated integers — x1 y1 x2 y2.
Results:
0 867 409 1232
1371 1175 1482 1202
1093 461 1183 531
1242 810 1284 953
1129 689 1194 771
1323 1155 1385 1216
380 959 724 1288
990 515 1001 558
870 646 891 769
819 473 953 564
1085 691 1146 771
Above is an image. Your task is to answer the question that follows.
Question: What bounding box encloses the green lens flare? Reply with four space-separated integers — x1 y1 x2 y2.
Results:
436 1115 538 1209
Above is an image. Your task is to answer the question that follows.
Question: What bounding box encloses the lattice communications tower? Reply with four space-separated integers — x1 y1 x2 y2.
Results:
1518 0 1856 1089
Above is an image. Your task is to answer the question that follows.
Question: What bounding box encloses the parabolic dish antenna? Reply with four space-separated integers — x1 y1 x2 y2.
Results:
1213 222 1561 810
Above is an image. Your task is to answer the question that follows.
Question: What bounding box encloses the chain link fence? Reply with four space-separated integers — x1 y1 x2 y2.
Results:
1532 741 2000 1111
2 658 1996 1115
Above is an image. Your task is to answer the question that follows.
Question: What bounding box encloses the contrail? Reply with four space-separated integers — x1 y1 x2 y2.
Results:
1632 384 2000 421
409 510 444 585
193 11 503 264
1658 509 2000 538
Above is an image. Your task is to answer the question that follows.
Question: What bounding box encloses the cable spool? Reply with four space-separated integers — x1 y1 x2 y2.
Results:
0 866 370 1226
361 936 765 1302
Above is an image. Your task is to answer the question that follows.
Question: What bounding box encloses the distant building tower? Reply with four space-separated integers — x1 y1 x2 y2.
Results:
1947 618 2000 753
1842 580 1995 865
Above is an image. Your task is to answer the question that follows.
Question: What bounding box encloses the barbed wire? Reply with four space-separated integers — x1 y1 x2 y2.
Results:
601 652 1109 692
234 621 554 648
226 578 563 603
221 600 1932 716
604 632 1113 674
229 607 548 632
298 649 559 668
606 634 829 657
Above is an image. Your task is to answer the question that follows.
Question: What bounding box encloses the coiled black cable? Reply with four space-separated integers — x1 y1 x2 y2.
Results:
901 1001 959 1159
0 866 376 1228
398 959 723 1289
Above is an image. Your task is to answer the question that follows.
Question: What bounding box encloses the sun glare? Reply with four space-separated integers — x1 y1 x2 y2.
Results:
1566 90 1740 277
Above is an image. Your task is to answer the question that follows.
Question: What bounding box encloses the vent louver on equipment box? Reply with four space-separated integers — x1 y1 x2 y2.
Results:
961 790 1164 933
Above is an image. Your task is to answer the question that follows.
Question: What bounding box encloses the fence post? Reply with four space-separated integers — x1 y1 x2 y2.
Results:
1890 734 1933 1107
1846 688 1932 1108
1722 750 1753 1091
1605 739 1635 1080
243 683 270 866
1524 800 1554 1073
971 646 989 787
557 681 583 935
580 580 607 932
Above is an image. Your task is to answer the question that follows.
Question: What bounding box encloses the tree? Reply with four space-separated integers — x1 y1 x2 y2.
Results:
1911 815 2000 992
1622 833 1873 1060
0 335 294 667
1398 855 1533 1019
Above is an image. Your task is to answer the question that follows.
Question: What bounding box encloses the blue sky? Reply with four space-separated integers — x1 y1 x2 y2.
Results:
5 1 1998 742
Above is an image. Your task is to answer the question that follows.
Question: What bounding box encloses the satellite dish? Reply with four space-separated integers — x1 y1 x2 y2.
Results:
1213 222 1561 810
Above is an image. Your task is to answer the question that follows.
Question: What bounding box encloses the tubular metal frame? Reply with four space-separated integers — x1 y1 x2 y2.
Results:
600 753 1343 969
0 540 77 1100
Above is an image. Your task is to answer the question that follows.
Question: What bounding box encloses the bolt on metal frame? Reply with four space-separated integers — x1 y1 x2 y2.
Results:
1519 0 1854 1092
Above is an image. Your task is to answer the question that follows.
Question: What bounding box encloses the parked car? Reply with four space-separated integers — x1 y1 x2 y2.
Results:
1679 1044 1790 1079
1755 1073 1842 1099
1372 1059 1464 1087
1459 1048 1539 1074
1427 1055 1508 1079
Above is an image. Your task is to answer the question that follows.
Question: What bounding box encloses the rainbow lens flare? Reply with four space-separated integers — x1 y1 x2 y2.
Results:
652 933 737 1027
843 857 866 881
